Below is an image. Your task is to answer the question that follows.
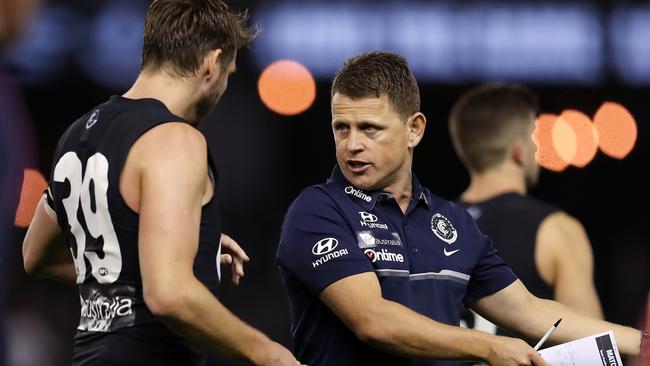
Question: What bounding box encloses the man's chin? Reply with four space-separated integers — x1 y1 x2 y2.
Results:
341 170 375 190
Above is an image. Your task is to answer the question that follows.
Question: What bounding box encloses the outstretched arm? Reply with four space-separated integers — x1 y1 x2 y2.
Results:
473 279 641 356
320 272 549 365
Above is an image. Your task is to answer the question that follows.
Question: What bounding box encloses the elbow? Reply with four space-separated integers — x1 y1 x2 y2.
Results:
22 240 41 276
143 284 184 319
352 319 390 346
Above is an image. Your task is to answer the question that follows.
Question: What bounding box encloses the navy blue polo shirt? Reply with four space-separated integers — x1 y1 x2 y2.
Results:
277 166 517 366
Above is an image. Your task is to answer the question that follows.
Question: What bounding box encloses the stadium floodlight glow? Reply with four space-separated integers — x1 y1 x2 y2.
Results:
252 1 603 84
593 102 637 159
610 5 650 85
258 60 317 116
558 110 599 168
534 114 570 172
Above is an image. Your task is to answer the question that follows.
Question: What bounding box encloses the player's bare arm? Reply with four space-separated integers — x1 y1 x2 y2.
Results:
473 279 641 356
535 211 604 318
320 272 548 365
22 195 76 284
131 122 300 366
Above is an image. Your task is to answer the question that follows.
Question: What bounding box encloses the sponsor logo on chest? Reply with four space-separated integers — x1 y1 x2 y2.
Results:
431 213 461 256
364 248 405 263
345 186 372 202
357 231 402 248
358 211 388 229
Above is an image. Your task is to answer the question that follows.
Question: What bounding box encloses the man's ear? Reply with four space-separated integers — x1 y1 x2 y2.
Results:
407 112 427 149
201 49 223 81
511 138 526 166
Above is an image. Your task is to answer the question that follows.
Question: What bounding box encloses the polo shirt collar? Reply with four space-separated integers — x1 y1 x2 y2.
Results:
328 165 430 210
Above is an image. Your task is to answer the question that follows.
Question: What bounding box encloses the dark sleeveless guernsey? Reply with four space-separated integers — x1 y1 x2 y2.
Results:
457 192 558 300
456 192 558 358
45 96 221 365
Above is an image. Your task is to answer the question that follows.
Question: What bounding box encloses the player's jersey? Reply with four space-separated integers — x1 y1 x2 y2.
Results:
45 95 222 335
456 193 558 345
277 166 518 366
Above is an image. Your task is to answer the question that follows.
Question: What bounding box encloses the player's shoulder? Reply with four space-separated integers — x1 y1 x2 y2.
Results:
540 210 585 237
126 123 207 181
137 122 206 155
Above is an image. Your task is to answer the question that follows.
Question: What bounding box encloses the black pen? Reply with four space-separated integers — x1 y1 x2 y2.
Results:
534 318 562 351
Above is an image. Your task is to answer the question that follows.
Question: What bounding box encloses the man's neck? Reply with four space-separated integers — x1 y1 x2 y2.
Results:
461 168 526 204
380 163 414 214
123 70 200 124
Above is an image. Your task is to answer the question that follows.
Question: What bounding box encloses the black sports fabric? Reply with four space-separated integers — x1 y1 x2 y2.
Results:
457 193 558 301
456 193 558 364
46 96 221 365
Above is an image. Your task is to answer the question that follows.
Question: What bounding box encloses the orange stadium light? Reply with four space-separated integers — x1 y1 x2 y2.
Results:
558 110 599 168
533 114 569 172
552 115 578 165
258 59 316 116
593 102 638 159
14 168 48 228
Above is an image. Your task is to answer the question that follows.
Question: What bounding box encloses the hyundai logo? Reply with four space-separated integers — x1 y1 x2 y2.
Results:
312 238 339 255
359 212 378 222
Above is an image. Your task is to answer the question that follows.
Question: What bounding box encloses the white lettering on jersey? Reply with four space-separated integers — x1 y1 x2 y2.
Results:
53 152 122 284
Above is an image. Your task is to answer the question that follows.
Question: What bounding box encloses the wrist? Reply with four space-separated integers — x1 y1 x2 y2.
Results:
244 337 274 366
479 334 501 362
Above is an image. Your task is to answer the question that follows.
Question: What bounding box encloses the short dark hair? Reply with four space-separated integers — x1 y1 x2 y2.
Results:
142 0 259 77
449 84 539 173
331 51 420 120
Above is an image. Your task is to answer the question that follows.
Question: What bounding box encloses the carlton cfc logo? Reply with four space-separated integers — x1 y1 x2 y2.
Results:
86 109 100 129
431 213 458 244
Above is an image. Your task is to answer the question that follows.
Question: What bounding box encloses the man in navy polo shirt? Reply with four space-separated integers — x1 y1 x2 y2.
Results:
277 51 645 366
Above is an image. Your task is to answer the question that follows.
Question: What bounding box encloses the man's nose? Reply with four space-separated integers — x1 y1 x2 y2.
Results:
347 130 364 153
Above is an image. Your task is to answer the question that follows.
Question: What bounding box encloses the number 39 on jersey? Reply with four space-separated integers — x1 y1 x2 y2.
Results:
53 152 122 284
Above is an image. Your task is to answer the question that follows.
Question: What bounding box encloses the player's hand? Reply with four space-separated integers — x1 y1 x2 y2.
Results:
219 233 250 285
255 341 305 366
486 336 549 366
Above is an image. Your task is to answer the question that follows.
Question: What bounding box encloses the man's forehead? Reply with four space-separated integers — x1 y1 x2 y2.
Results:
331 93 390 115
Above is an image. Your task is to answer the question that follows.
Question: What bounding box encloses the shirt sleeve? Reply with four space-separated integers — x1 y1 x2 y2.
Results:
277 187 374 295
463 218 518 306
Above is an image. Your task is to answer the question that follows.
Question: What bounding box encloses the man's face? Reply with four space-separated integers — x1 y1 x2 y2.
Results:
195 51 237 121
332 93 412 191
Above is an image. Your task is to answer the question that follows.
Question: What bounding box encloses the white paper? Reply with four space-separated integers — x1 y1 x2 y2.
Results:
538 331 624 366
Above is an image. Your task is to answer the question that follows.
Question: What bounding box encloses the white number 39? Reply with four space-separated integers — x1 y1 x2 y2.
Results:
53 152 122 284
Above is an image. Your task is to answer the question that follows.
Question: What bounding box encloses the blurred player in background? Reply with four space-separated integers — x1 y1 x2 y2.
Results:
21 1 301 365
448 84 603 352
